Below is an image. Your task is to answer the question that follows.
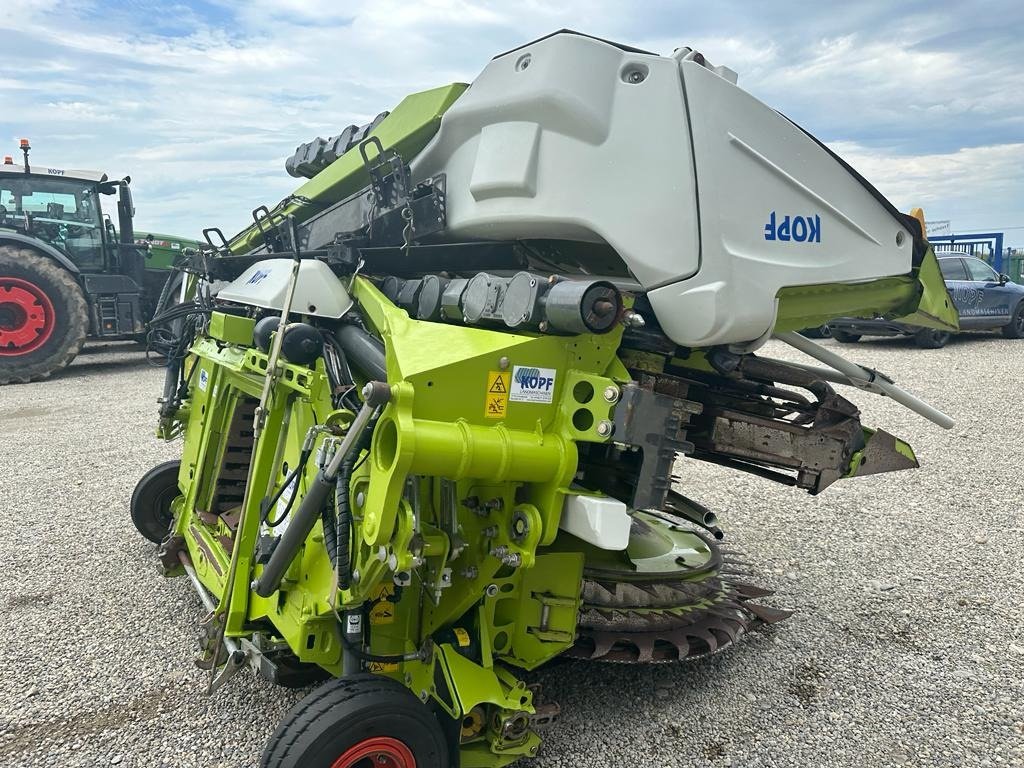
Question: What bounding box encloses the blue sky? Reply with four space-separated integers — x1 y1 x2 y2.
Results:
2 0 1022 245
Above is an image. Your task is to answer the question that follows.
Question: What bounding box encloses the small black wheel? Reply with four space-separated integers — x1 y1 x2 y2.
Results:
261 674 449 768
1001 302 1024 339
831 330 861 344
131 460 181 543
914 328 951 349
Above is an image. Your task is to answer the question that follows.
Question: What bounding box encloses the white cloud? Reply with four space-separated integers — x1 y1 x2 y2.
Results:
828 141 1024 231
1 1 1021 244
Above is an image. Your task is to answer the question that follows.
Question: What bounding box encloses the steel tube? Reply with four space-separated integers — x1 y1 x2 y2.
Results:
774 331 955 429
178 551 240 655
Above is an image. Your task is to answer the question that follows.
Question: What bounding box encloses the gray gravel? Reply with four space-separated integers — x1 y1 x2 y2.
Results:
1 334 1022 767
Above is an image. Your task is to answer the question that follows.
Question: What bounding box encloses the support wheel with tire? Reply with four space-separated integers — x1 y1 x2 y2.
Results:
0 245 89 384
914 328 951 349
831 329 861 344
1001 302 1024 339
131 460 182 543
261 675 449 768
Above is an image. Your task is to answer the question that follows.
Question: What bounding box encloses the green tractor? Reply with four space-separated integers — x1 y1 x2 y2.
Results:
132 32 958 768
0 139 199 384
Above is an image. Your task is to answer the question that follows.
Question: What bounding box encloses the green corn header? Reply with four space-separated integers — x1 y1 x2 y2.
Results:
131 30 956 768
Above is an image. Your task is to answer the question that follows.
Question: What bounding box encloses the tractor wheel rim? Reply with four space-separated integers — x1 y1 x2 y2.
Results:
330 736 416 768
0 277 55 356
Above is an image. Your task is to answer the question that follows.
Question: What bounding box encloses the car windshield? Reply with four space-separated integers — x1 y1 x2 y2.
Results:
0 175 105 267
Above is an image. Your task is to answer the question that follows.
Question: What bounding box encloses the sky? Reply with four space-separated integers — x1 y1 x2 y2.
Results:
1 0 1022 246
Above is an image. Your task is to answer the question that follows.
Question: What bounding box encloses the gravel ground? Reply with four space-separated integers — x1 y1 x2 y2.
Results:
1 334 1022 767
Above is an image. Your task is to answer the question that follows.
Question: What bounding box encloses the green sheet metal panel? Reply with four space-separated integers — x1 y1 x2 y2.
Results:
229 83 468 254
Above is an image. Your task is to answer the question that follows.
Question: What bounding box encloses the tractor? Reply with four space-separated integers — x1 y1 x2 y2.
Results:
131 31 958 768
0 139 198 384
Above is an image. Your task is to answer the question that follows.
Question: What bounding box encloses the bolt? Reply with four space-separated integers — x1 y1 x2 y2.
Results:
623 310 645 328
492 545 509 559
485 584 499 597
352 569 361 583
502 553 522 568
484 498 504 512
377 546 388 562
498 356 510 370
538 321 549 333
603 385 620 403
596 420 614 437
355 491 365 507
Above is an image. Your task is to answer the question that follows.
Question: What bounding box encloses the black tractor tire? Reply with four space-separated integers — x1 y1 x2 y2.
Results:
131 460 182 543
0 245 89 384
261 675 449 768
914 328 951 349
831 329 862 344
1001 302 1024 339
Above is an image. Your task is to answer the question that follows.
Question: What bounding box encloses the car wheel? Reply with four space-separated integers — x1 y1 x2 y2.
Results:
914 328 951 349
1001 302 1024 339
831 330 861 344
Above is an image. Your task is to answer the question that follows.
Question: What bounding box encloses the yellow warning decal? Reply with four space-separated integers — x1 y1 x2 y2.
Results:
369 601 395 625
485 371 510 419
369 583 396 625
367 661 399 673
372 583 395 600
453 627 471 647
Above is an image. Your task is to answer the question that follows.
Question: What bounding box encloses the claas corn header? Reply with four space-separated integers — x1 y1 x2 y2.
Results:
131 31 957 768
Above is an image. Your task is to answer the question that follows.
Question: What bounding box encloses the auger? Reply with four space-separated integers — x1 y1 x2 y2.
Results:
131 30 957 768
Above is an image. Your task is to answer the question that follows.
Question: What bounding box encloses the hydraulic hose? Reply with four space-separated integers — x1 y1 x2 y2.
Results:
330 415 376 588
252 381 391 598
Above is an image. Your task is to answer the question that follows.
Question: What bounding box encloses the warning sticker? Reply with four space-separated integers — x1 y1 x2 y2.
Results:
367 661 399 673
510 366 557 404
485 370 510 419
369 601 395 625
369 583 396 625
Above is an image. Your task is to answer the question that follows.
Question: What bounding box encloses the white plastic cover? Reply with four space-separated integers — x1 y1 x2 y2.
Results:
217 258 354 318
559 493 631 551
412 32 915 347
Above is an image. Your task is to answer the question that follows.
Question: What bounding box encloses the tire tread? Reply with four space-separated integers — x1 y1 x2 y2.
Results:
0 245 89 384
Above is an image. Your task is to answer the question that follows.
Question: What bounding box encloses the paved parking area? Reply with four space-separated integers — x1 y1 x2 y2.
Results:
1 334 1022 767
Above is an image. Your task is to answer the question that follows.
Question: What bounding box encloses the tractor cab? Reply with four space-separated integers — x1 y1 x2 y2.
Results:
0 143 139 278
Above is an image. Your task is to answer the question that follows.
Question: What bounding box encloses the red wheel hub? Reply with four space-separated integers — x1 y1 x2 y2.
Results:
330 736 417 768
0 277 55 356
